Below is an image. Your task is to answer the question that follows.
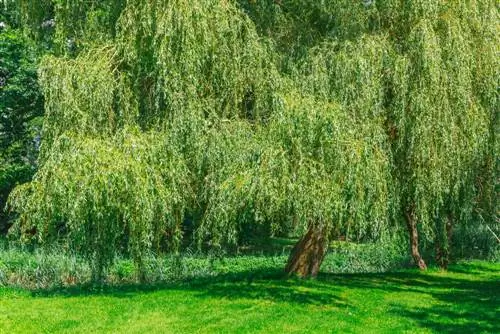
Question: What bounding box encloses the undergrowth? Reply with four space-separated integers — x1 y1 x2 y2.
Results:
0 238 411 289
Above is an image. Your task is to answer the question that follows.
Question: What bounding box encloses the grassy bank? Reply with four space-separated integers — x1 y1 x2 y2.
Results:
1 261 498 333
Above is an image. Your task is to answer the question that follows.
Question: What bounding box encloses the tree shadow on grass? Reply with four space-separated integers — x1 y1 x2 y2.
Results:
27 262 499 332
316 263 499 333
29 268 349 308
447 261 500 275
190 278 349 308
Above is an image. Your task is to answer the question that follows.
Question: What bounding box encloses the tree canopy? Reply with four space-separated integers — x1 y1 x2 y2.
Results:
0 5 43 233
5 0 498 278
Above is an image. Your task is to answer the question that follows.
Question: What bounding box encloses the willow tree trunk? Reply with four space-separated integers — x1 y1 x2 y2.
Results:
285 225 328 278
405 206 427 270
436 214 453 269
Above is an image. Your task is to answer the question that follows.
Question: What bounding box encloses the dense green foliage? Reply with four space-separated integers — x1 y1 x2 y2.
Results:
0 7 43 233
1 261 499 333
4 0 499 277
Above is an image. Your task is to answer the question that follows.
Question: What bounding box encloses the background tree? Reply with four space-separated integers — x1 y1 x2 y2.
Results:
0 6 44 234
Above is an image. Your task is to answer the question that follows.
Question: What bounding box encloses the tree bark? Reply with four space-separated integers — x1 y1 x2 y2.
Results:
405 206 427 270
436 214 453 270
285 225 328 278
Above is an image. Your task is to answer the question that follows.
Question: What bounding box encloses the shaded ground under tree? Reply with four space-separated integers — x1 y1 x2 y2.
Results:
1 261 497 333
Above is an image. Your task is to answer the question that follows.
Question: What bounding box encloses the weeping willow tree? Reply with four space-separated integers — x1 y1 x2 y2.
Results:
282 0 498 271
193 92 391 276
8 0 285 279
387 1 498 269
8 48 189 279
7 0 498 278
254 0 497 271
272 94 391 276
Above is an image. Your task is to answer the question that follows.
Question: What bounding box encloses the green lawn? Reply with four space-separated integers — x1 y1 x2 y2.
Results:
0 261 498 334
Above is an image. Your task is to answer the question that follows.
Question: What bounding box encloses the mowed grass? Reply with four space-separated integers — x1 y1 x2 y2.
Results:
0 261 498 334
